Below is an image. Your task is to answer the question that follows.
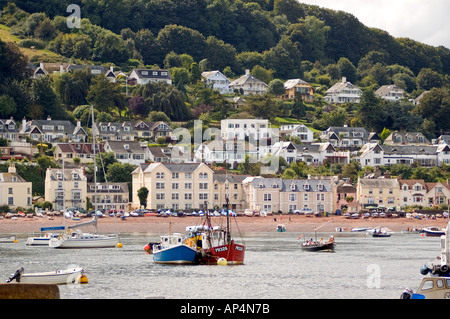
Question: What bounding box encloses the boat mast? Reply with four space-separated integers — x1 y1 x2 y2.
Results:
225 194 231 245
91 105 98 234
204 201 212 248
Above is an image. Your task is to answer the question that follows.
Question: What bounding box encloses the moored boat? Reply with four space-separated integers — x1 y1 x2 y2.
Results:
186 199 245 265
152 233 198 264
0 235 17 243
6 266 85 285
301 239 335 252
26 226 65 246
422 226 445 237
401 222 450 299
276 224 286 232
48 216 119 248
367 227 392 237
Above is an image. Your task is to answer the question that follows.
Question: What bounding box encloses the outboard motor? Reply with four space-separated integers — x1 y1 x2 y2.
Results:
400 288 413 299
420 264 431 275
6 267 24 283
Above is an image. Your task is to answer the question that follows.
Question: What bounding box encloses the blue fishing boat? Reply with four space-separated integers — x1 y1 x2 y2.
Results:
152 233 197 264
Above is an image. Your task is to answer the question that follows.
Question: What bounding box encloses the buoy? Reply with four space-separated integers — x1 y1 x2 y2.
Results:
217 258 227 266
116 242 123 248
13 240 18 243
78 274 88 284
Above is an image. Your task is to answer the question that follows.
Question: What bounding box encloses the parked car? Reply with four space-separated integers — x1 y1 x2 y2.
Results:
296 207 314 215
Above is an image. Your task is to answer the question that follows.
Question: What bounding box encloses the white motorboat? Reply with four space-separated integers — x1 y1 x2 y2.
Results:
0 235 17 243
26 226 65 246
6 266 85 285
351 227 372 232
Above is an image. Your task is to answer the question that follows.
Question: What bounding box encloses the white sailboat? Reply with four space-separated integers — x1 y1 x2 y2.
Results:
48 106 119 249
48 215 118 248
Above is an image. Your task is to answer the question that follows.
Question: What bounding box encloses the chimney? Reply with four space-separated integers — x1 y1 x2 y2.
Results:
8 162 16 174
76 120 81 128
21 117 27 133
60 64 64 74
110 65 114 72
47 115 51 121
342 77 347 83
245 69 250 76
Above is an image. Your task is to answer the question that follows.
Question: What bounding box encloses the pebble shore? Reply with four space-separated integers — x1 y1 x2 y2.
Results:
0 214 447 235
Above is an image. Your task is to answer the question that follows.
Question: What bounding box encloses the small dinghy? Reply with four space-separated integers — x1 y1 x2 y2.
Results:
6 266 86 285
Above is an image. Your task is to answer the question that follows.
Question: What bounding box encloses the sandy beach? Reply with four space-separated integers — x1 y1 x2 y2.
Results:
0 214 447 235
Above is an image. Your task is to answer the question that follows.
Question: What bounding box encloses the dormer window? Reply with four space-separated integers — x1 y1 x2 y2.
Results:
290 183 296 191
304 184 310 190
124 144 129 150
57 172 63 180
318 184 323 191
259 183 265 189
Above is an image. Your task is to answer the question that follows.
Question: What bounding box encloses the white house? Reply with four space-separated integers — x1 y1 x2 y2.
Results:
228 69 267 96
358 143 450 168
375 85 405 101
128 69 172 85
104 140 150 165
279 124 314 143
324 77 362 104
320 126 378 148
201 70 232 94
220 119 270 141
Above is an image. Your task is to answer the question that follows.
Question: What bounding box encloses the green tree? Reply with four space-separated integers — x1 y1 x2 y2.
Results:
267 79 285 96
0 94 17 117
87 76 126 115
379 128 391 143
137 187 149 208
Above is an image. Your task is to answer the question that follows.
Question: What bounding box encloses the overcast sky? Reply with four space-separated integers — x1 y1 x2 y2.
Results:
299 0 450 49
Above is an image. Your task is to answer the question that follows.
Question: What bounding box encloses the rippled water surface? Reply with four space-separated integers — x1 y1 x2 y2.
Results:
0 232 441 299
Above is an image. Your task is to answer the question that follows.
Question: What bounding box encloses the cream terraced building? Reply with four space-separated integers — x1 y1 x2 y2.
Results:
45 167 88 211
131 162 215 211
356 177 401 209
242 177 336 214
0 163 32 209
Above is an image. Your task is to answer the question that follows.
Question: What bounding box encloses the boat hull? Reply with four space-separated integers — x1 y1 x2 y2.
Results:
7 267 83 285
153 244 197 264
200 242 245 265
302 242 335 252
0 236 16 243
26 237 51 246
49 234 118 248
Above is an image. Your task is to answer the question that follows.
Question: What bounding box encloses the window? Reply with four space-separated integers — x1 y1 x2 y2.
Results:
156 193 165 200
172 193 179 200
8 197 13 205
8 188 13 194
172 183 179 190
172 173 179 179
264 194 271 201
185 183 192 189
289 194 296 201
199 172 208 179
156 183 165 189
185 193 192 200
199 193 208 200
185 173 192 179
199 183 208 190
156 172 165 179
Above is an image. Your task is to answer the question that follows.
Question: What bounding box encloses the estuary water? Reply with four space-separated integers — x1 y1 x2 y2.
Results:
0 231 441 299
